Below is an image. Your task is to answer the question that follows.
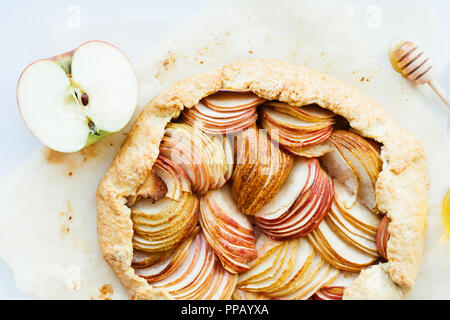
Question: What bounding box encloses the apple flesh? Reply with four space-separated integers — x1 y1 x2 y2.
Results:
17 41 138 152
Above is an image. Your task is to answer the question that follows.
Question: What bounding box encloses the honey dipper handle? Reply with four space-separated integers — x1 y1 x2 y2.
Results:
428 79 450 108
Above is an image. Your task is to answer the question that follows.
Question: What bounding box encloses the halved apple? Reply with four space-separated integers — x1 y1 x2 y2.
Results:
376 215 390 260
321 130 382 211
17 41 138 152
141 232 237 300
259 102 335 157
255 158 334 240
200 185 257 273
160 123 231 195
230 125 293 215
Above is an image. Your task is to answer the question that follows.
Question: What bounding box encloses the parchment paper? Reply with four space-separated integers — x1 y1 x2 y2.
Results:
0 0 449 299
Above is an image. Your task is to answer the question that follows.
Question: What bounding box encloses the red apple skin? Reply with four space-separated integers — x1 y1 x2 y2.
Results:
16 40 137 152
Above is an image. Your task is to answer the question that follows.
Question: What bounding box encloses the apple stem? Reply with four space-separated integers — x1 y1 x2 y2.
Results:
88 120 100 136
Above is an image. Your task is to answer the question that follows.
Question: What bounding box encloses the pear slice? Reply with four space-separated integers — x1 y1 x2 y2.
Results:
307 219 376 272
237 242 286 286
282 265 338 300
264 102 335 122
237 234 284 285
333 181 380 235
323 130 382 211
269 252 324 297
239 240 297 293
231 126 293 215
132 192 198 253
261 106 332 131
131 250 171 269
264 238 315 297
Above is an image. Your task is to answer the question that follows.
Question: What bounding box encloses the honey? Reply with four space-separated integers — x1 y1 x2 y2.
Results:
443 189 450 235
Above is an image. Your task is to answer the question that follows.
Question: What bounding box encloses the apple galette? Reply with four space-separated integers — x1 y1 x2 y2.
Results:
96 59 427 300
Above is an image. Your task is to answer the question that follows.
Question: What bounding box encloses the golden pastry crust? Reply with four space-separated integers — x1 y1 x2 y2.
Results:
96 59 427 300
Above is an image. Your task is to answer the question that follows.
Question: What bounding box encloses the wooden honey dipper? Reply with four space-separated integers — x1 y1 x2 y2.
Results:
388 38 450 108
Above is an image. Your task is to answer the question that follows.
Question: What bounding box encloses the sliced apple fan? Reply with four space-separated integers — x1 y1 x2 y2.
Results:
128 92 386 299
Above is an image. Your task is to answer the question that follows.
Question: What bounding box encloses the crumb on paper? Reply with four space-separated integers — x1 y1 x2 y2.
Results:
42 143 99 171
79 143 100 162
91 284 114 300
59 200 73 237
155 51 177 79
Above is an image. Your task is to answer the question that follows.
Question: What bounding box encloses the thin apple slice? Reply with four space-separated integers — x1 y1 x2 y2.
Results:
222 135 234 181
161 123 230 194
255 158 313 221
203 91 266 112
200 186 257 273
134 236 193 281
183 101 258 135
161 233 209 293
255 158 333 240
142 232 237 300
377 215 390 260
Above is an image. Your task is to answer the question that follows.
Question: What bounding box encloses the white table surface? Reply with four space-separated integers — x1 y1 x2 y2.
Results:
0 0 448 299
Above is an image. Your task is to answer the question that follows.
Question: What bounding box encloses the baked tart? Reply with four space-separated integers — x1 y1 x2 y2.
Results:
96 59 427 300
